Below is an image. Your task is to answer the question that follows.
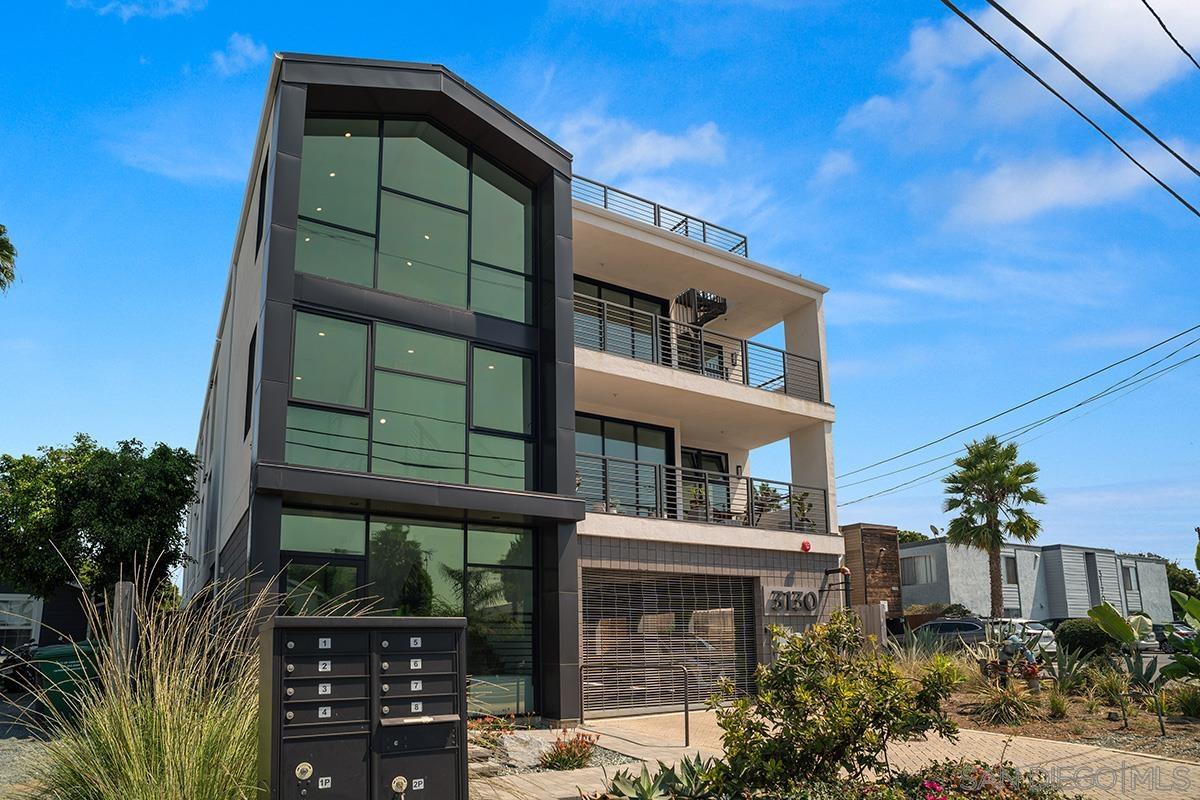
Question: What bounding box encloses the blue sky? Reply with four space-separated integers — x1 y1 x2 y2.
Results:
1 1 1197 564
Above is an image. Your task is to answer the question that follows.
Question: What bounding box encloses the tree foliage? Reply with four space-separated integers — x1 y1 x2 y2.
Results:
0 434 198 598
0 223 15 294
896 529 929 544
712 609 958 790
942 436 1045 618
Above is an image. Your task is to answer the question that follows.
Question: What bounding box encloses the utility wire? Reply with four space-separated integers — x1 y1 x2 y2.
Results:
838 350 1200 506
939 0 1200 219
1139 0 1200 73
840 332 1200 488
837 321 1200 478
986 0 1200 180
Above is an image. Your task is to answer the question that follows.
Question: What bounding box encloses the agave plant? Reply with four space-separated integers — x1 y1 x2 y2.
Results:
1040 645 1089 695
666 754 721 799
604 763 675 800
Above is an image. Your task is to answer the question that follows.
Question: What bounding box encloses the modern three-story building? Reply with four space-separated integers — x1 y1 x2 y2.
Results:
183 53 842 722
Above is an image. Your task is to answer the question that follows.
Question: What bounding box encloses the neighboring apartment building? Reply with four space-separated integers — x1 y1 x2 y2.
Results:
899 538 1172 622
0 584 88 648
182 53 841 722
840 523 902 617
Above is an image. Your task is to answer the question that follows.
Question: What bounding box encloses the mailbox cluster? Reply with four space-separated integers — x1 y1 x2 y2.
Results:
257 617 468 799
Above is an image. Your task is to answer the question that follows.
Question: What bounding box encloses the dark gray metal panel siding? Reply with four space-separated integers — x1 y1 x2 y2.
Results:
219 510 250 588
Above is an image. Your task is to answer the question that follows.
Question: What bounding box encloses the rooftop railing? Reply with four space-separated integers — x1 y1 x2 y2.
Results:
576 453 830 535
574 293 823 403
573 176 749 258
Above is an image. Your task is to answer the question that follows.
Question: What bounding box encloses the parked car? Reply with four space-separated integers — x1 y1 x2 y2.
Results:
912 617 987 648
1143 622 1196 654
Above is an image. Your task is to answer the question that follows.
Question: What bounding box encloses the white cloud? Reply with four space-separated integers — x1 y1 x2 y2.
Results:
880 263 1126 308
210 33 268 77
810 149 858 186
69 0 205 21
1057 327 1171 351
557 109 726 180
843 0 1200 138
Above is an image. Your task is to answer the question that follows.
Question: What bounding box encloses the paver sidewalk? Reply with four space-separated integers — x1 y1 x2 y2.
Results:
471 710 1200 799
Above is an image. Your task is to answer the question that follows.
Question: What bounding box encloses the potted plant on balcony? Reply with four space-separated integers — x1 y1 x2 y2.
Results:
685 484 707 519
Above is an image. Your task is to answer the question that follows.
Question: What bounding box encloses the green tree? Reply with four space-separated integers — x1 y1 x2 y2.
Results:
942 435 1045 618
0 434 198 597
368 522 435 615
897 529 929 544
0 224 15 294
1167 560 1200 613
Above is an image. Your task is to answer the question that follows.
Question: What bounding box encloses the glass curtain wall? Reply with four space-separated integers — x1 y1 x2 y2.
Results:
284 311 534 490
280 508 535 715
296 118 533 324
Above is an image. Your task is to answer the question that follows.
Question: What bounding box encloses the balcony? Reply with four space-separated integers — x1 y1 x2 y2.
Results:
573 176 749 258
576 453 830 535
573 293 823 403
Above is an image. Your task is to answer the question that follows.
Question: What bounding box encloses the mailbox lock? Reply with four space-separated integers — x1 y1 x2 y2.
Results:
391 775 408 793
381 661 390 671
382 705 390 715
295 762 313 781
382 639 389 649
285 711 294 720
286 640 294 650
382 683 390 693
286 664 295 674
286 687 295 697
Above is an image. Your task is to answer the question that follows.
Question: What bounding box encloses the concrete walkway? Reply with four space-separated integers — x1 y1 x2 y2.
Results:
470 709 1200 799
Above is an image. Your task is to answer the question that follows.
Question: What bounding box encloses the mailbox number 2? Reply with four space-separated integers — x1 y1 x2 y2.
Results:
318 660 331 673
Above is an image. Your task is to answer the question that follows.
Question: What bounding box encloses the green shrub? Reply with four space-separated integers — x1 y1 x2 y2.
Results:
539 729 598 770
467 714 518 750
1054 618 1113 657
1167 682 1200 718
971 683 1041 725
1085 665 1130 706
1046 687 1069 720
712 609 957 792
20 570 367 800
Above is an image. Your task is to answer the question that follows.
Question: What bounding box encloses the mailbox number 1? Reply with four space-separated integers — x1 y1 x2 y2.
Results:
318 637 331 649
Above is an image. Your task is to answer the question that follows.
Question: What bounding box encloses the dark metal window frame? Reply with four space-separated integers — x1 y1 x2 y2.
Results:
573 275 668 317
576 412 676 466
277 505 540 714
298 113 538 325
286 307 539 489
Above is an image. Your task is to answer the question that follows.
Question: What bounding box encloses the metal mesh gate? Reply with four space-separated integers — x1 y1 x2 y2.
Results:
580 569 757 715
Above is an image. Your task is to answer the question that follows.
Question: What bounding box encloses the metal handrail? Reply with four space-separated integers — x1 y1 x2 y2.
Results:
576 452 831 535
573 176 749 257
573 293 823 402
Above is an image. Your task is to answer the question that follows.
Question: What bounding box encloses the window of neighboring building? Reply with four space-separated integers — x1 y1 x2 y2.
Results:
0 595 39 648
900 554 935 586
285 316 534 490
244 328 256 439
295 117 534 323
281 509 534 715
1122 565 1140 592
1003 555 1019 585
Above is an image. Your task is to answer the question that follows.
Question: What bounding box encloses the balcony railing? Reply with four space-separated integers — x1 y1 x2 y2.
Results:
574 293 823 402
577 453 829 535
573 176 749 258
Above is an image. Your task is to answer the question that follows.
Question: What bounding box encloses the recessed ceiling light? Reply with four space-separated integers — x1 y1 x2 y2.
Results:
407 349 415 354
487 365 495 370
317 331 326 337
379 418 387 424
423 234 430 240
295 376 303 381
329 172 336 178
304 237 311 242
405 261 413 266
344 132 352 138
315 207 323 212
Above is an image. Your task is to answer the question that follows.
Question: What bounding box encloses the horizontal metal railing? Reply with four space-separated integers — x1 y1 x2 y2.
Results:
573 293 823 402
576 453 830 534
573 176 749 257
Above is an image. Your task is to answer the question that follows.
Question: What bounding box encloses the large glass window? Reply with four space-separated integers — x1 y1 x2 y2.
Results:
295 116 534 323
472 349 532 435
373 371 467 482
576 414 672 515
281 512 535 714
285 406 369 471
291 312 368 407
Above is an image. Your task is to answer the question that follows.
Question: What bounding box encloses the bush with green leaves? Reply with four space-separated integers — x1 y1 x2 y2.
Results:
1046 687 1069 720
1166 682 1200 718
1053 618 1113 657
970 683 1041 725
1084 665 1130 707
711 609 959 791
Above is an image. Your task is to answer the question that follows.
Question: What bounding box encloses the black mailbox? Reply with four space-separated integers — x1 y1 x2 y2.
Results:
258 617 467 800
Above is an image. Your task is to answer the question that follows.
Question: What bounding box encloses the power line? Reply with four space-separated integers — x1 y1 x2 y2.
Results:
837 321 1200 478
838 350 1200 506
938 0 1200 219
1139 0 1200 73
985 0 1200 180
840 332 1200 488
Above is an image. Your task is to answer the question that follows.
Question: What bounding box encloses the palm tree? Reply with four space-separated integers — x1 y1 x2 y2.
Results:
0 224 15 293
943 435 1045 618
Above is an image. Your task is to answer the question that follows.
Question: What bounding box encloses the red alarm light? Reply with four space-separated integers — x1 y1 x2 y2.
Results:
801 540 812 552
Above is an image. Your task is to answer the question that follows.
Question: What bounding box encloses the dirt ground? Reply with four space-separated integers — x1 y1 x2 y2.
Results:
947 689 1200 763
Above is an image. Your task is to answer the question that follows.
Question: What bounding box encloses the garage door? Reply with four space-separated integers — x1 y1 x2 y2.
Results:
580 569 757 715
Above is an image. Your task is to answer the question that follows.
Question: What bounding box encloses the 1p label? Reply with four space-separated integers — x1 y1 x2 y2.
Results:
318 777 332 789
